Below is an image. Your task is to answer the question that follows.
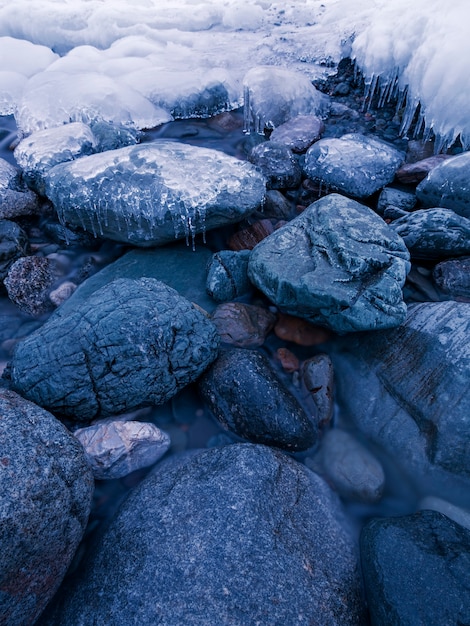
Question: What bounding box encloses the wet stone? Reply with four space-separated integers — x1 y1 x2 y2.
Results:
376 187 417 216
210 302 276 347
303 133 404 199
9 277 219 423
0 219 30 283
433 256 470 299
74 420 171 480
249 193 410 333
389 208 470 260
0 389 94 626
0 156 40 219
227 218 275 251
199 348 317 451
44 142 266 248
274 313 332 345
40 444 366 626
275 347 299 373
14 122 97 195
269 114 324 153
4 255 62 317
205 249 252 302
253 189 294 220
395 154 450 184
302 354 334 425
361 510 470 626
89 120 139 152
248 141 302 189
416 151 470 218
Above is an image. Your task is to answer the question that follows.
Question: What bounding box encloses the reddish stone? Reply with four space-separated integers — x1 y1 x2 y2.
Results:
275 348 300 372
395 154 451 184
227 219 275 251
211 302 277 347
274 313 332 346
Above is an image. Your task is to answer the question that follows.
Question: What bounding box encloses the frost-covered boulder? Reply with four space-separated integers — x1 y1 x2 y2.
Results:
248 193 410 333
9 277 219 423
0 157 39 219
41 444 365 625
303 133 404 199
243 66 328 133
44 142 266 247
389 208 470 259
417 151 470 218
361 511 470 626
248 141 302 189
0 389 93 626
14 122 97 195
330 301 470 497
199 348 317 451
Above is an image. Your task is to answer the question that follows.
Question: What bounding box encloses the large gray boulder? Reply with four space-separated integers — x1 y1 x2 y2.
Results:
248 193 410 333
303 133 404 199
0 389 94 626
329 301 470 500
40 444 365 625
44 142 266 247
416 150 470 218
8 277 219 423
361 510 470 626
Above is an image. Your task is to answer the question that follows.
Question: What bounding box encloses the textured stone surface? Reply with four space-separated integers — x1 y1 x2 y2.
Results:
9 277 219 423
0 219 29 282
41 444 365 626
210 302 276 347
248 193 410 333
416 151 470 217
206 249 252 302
44 142 266 247
227 219 275 251
433 256 470 298
199 348 317 451
330 301 470 498
0 389 93 626
395 154 450 184
301 354 334 425
5 255 62 316
376 187 416 215
248 141 302 189
389 208 470 259
74 420 170 479
0 157 39 219
14 122 97 195
269 115 324 153
361 511 470 626
303 134 404 199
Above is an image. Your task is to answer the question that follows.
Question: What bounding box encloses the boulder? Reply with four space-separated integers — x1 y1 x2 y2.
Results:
248 193 410 333
5 255 62 316
0 157 39 219
205 249 252 302
416 151 470 217
376 187 416 216
8 277 219 423
361 510 470 625
44 142 266 247
269 115 324 153
303 133 404 199
0 389 93 626
433 256 470 299
41 444 365 625
248 141 302 189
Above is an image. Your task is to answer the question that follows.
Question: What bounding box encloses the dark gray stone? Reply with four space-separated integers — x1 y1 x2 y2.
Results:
248 141 301 189
199 348 317 451
4 255 62 316
376 187 416 215
0 389 93 626
303 133 404 199
433 256 470 298
206 249 252 302
416 151 470 217
389 208 470 259
269 115 324 152
254 189 294 220
248 193 410 333
40 444 365 626
0 219 29 283
329 301 470 500
361 510 470 626
0 157 39 219
9 277 219 423
44 142 266 247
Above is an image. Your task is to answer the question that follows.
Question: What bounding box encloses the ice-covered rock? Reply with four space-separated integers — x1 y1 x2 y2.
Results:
389 208 470 260
243 66 328 134
14 122 97 195
303 133 404 199
248 141 302 190
40 444 366 625
248 193 410 333
416 151 470 218
9 277 219 423
0 157 39 219
74 420 171 480
44 142 266 247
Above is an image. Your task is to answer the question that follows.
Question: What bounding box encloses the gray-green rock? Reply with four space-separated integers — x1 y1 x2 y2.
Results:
0 389 93 626
361 510 470 626
44 142 266 247
9 277 219 423
248 193 410 333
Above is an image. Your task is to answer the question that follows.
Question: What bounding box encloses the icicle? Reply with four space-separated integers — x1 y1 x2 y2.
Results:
243 85 251 134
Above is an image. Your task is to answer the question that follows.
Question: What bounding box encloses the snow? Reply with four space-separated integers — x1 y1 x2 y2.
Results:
0 0 468 150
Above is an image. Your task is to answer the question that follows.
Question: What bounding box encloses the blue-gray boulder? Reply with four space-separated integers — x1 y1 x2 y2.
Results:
303 133 404 199
416 151 470 218
8 277 219 423
361 510 470 626
248 193 410 333
248 141 302 189
40 443 365 625
44 142 266 247
206 249 252 302
0 389 93 626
